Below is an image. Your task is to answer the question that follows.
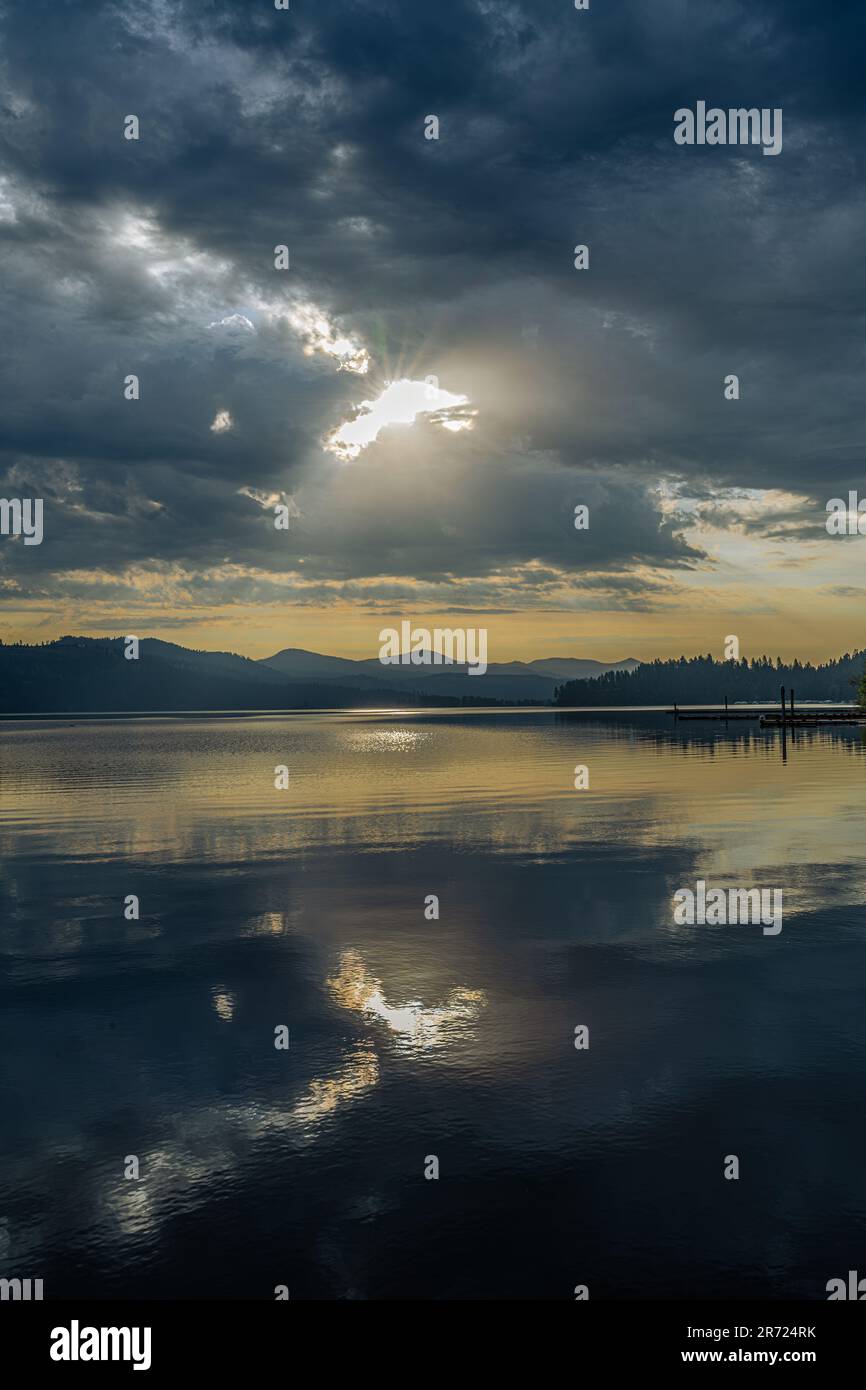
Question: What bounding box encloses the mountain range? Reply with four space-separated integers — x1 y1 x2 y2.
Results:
0 636 639 714
259 646 639 700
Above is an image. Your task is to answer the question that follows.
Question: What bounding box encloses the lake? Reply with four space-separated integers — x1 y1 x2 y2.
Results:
1 710 865 1299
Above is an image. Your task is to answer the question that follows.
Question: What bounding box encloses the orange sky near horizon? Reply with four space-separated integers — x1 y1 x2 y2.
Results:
1 591 860 666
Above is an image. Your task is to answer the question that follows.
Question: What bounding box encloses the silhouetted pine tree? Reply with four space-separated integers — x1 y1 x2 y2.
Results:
555 651 866 706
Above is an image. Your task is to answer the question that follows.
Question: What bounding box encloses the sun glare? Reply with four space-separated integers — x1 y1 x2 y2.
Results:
327 377 477 460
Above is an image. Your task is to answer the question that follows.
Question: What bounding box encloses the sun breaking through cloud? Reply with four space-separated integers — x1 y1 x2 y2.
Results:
327 378 477 460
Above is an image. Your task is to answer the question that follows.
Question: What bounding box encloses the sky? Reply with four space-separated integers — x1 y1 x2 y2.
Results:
1 0 866 664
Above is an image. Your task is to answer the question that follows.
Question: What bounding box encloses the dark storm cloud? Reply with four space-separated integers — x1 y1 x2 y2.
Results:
1 0 865 608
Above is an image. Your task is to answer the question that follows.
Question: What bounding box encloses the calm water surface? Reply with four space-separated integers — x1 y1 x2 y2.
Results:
1 710 865 1299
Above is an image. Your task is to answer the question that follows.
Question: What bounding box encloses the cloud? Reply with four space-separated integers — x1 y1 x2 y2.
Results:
209 313 254 333
1 0 865 626
327 378 475 460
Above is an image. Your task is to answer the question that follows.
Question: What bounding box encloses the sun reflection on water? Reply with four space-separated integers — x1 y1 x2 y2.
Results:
326 949 486 1052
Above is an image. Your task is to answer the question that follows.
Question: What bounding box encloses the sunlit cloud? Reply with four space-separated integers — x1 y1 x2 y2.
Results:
210 409 233 433
327 378 477 460
287 303 369 374
105 209 234 294
110 211 158 250
237 485 298 519
208 313 254 333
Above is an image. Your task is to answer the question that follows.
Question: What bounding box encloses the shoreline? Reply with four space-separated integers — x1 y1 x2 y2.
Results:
1 701 862 723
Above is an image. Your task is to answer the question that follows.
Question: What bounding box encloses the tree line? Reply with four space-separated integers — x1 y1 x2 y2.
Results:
554 651 866 707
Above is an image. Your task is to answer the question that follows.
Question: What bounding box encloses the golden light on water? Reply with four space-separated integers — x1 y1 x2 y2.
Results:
326 949 486 1051
211 989 236 1021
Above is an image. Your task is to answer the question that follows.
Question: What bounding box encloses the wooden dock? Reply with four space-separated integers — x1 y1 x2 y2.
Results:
671 689 864 726
674 710 764 721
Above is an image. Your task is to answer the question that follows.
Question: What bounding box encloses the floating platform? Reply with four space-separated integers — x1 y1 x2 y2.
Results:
674 711 761 720
670 704 863 724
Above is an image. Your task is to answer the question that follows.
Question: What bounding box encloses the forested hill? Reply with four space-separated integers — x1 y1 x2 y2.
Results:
0 636 517 713
554 651 866 707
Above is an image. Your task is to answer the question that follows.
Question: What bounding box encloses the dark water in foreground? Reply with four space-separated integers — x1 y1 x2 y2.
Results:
1 710 865 1300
